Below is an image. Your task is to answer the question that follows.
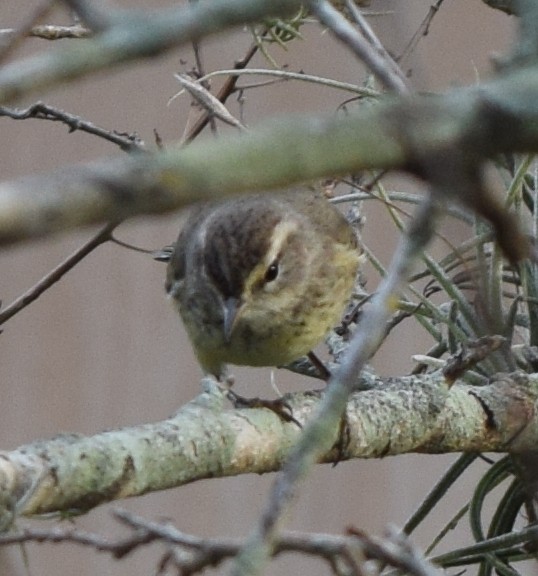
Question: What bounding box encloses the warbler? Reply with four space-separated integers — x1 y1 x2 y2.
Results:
164 189 360 379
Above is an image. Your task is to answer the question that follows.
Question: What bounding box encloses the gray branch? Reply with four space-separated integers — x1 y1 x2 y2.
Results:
1 64 538 244
0 0 302 105
0 372 535 530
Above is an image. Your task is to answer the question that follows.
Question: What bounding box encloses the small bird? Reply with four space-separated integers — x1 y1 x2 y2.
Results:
164 189 360 380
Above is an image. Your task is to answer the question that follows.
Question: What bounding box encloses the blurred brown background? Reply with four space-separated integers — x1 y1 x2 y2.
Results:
0 2 516 575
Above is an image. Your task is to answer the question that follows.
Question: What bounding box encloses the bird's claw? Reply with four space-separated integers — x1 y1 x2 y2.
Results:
226 390 302 428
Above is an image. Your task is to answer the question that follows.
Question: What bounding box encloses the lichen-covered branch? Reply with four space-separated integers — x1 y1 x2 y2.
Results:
2 64 538 244
0 372 535 530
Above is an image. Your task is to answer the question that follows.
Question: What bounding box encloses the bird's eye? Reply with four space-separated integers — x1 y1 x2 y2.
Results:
264 261 279 283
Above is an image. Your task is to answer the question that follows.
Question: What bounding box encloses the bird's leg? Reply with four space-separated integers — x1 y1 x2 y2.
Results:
307 351 331 381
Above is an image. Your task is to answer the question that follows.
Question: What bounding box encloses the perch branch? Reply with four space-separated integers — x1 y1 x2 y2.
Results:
0 372 535 530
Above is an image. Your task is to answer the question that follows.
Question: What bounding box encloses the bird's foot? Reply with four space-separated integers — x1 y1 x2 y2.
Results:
226 390 302 428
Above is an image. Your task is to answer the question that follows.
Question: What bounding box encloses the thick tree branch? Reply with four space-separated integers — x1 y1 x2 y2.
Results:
1 64 538 244
0 372 535 530
0 0 302 105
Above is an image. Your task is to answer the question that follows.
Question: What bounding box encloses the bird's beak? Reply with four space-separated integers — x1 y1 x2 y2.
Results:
222 297 242 343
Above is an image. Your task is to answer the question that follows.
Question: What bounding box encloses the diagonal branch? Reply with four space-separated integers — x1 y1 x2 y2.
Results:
1 65 538 244
0 221 118 326
309 0 409 93
0 102 144 152
0 0 302 105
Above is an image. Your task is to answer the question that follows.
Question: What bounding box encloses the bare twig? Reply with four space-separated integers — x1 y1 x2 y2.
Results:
0 508 442 576
344 0 407 84
3 506 536 573
0 221 119 327
0 102 144 152
0 520 159 557
308 0 409 93
195 68 379 96
188 18 218 136
397 0 446 65
183 35 262 143
0 25 92 43
443 335 507 385
173 74 246 131
348 526 442 576
0 0 56 65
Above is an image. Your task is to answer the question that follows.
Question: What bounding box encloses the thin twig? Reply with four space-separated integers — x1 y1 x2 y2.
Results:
183 35 262 143
0 25 92 42
194 68 379 97
0 0 56 65
0 222 119 327
189 20 218 136
349 526 442 576
308 0 409 93
344 0 407 85
0 508 441 576
173 74 246 130
397 0 446 65
0 102 144 152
